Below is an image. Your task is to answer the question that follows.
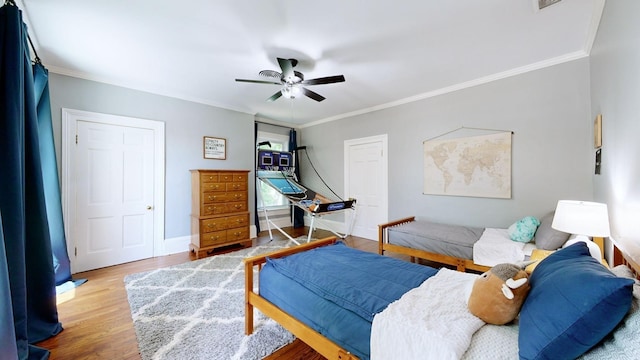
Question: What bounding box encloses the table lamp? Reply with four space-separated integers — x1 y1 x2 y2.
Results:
551 200 610 260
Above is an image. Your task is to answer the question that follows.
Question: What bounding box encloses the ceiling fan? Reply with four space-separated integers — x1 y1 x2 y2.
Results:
235 58 345 102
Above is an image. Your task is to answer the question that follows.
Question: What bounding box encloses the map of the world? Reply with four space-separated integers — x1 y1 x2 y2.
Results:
423 132 511 198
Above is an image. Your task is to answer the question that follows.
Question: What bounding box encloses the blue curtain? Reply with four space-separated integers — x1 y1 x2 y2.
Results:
33 63 72 286
253 122 261 233
289 129 305 228
0 214 19 360
1 3 63 359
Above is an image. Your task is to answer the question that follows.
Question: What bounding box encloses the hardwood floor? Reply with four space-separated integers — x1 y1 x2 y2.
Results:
36 227 383 359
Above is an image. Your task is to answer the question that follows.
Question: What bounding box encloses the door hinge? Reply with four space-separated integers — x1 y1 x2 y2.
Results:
75 134 78 144
75 247 77 256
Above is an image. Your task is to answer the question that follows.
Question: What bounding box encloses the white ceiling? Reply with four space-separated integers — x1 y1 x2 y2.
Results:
17 0 603 126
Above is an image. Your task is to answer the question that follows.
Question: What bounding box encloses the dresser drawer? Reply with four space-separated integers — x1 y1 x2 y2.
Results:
226 201 247 213
227 191 247 202
226 227 249 242
201 182 225 192
226 214 249 229
201 218 226 233
200 230 227 247
201 204 227 216
226 182 247 191
200 173 219 183
202 192 229 203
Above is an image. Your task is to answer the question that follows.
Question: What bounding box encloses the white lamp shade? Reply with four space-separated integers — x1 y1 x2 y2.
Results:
551 200 610 237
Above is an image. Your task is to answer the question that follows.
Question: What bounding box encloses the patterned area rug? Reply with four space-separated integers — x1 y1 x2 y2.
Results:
124 238 308 360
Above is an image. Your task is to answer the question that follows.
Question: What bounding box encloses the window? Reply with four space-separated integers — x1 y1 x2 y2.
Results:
257 131 289 209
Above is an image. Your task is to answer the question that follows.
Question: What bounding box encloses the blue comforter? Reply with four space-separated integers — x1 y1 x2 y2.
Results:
260 242 437 359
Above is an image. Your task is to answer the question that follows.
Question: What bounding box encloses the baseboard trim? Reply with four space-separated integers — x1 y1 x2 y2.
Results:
162 235 191 256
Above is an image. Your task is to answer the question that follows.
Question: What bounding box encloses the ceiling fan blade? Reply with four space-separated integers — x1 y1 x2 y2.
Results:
277 58 295 81
267 91 283 102
302 87 325 102
235 78 282 85
259 70 281 79
301 75 345 85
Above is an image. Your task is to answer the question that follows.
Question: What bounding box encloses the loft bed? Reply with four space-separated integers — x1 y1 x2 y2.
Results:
244 237 640 360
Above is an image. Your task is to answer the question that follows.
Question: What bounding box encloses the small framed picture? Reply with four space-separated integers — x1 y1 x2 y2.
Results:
594 114 602 148
203 136 226 160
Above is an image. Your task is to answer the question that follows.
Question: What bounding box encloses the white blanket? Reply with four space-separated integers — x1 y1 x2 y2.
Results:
473 228 534 267
370 268 484 360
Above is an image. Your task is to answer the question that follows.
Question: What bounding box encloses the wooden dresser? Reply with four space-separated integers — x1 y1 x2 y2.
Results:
190 169 251 259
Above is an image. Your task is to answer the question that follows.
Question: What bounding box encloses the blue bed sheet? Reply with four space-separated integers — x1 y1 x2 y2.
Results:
259 242 437 359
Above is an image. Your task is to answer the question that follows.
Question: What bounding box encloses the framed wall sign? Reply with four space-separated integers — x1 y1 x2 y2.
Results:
203 136 226 160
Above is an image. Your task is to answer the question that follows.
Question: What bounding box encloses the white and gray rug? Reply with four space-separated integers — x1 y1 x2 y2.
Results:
124 238 309 360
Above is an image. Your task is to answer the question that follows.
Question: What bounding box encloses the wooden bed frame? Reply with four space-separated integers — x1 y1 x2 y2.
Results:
244 237 358 360
378 217 614 273
244 234 639 360
378 216 491 272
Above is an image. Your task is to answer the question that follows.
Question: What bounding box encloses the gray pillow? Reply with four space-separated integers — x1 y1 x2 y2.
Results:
534 212 570 250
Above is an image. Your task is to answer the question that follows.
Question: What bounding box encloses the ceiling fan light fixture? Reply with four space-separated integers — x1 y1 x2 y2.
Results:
281 84 301 99
236 57 344 102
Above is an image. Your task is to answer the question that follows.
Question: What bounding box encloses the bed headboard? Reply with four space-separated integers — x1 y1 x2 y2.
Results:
613 243 640 279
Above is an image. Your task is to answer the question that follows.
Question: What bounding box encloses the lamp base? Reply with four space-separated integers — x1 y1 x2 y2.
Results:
564 235 603 262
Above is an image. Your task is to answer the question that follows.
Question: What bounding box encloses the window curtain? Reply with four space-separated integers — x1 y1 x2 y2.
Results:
34 61 73 287
1 3 63 359
289 129 304 228
253 122 261 233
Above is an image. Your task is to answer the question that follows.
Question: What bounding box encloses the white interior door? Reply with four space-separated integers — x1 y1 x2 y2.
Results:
345 135 388 240
62 109 165 273
76 121 154 271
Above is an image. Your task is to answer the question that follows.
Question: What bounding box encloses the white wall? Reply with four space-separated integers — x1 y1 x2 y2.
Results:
48 74 255 243
590 0 640 260
300 59 593 229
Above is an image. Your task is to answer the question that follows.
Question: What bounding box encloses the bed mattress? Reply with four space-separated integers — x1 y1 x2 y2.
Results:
259 242 436 359
388 220 484 260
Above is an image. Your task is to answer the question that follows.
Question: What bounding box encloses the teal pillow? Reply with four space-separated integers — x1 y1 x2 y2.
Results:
508 216 540 242
519 242 634 360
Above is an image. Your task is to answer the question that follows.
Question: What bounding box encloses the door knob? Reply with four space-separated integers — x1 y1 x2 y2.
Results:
146 205 153 210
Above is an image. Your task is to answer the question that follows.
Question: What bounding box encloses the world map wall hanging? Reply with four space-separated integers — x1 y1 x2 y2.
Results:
423 131 512 199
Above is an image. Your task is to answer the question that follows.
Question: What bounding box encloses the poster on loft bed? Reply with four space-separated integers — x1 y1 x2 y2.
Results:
423 132 511 199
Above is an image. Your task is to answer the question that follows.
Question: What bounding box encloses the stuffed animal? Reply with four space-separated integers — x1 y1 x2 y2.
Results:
467 263 531 325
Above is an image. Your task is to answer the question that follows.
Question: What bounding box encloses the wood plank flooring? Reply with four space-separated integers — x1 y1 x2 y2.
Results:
36 227 384 359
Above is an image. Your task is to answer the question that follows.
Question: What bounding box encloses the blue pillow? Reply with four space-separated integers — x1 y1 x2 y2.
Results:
508 216 540 242
519 242 634 360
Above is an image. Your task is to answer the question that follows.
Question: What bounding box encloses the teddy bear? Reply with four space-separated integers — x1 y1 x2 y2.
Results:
467 263 531 325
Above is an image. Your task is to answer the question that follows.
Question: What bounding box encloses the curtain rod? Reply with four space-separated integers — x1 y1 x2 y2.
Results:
5 0 42 64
